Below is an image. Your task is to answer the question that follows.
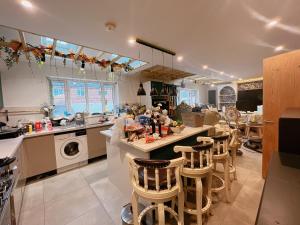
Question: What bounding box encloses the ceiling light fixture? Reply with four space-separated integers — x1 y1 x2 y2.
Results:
20 0 33 9
219 71 224 75
210 84 215 87
266 18 281 29
230 75 234 78
274 45 284 52
105 22 116 32
177 55 183 62
202 65 208 70
238 78 243 81
128 38 136 45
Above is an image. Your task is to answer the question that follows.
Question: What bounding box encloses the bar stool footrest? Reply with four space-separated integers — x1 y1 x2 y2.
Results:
211 174 225 193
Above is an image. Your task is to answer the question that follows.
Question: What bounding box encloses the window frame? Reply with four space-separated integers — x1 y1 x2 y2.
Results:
48 76 116 116
177 87 199 106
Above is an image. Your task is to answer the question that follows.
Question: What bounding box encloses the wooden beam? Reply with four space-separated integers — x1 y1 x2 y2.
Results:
51 39 57 60
18 30 30 60
74 46 84 60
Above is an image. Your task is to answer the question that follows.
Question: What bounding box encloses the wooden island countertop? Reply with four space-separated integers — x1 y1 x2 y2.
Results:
100 125 212 153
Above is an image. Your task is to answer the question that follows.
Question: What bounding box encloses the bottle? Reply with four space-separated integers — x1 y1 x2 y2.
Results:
150 118 156 135
28 124 33 133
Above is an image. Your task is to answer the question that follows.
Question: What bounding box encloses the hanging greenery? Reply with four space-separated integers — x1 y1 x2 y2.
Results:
0 36 135 72
0 36 23 69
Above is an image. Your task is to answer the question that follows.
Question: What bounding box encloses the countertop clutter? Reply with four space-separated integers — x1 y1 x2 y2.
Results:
24 121 114 138
0 122 113 159
101 125 211 153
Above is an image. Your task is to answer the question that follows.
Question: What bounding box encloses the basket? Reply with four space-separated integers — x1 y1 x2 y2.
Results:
181 112 205 127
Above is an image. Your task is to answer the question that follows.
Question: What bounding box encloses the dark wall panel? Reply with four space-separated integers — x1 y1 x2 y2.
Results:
236 89 263 111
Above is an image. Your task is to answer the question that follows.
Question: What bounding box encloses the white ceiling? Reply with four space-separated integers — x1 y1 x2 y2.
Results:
0 0 300 80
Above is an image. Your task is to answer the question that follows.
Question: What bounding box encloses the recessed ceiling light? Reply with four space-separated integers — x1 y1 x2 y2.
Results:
219 71 224 75
20 0 33 9
230 75 234 78
177 56 183 62
128 38 136 45
202 65 208 70
210 84 215 87
105 22 116 32
266 18 280 29
274 45 284 52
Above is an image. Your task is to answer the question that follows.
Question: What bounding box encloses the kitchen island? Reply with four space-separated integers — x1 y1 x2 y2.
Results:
101 125 212 201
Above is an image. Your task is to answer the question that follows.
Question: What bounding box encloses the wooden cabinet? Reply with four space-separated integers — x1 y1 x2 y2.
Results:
23 134 57 178
263 50 300 177
11 143 26 225
87 125 112 159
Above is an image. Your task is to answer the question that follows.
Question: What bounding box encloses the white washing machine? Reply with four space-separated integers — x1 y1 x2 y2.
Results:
54 129 88 172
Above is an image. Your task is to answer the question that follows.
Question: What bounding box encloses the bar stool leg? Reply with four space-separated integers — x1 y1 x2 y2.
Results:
184 177 188 200
195 177 203 225
158 203 165 225
131 191 139 225
233 147 237 180
224 159 230 203
178 190 184 225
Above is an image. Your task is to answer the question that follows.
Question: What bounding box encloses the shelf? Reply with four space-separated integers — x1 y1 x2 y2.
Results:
219 102 236 103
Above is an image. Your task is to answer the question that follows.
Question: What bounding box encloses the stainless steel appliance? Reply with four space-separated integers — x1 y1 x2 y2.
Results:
0 157 17 225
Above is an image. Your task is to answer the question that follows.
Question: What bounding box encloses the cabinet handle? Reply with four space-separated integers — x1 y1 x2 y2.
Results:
264 120 274 124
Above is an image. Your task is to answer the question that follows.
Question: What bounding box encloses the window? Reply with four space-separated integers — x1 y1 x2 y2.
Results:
178 88 198 106
41 37 79 54
49 78 115 117
51 80 67 116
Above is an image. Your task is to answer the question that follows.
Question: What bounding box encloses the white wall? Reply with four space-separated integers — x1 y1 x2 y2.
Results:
0 61 140 125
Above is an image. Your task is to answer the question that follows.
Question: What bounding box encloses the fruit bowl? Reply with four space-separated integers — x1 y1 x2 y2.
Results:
170 125 185 134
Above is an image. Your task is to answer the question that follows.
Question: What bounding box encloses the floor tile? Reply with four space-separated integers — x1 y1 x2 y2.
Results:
19 204 45 225
43 169 88 202
45 187 100 225
90 177 127 225
66 205 114 225
22 181 44 211
79 160 107 178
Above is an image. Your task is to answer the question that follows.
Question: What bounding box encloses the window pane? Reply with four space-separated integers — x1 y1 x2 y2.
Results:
103 84 114 112
41 37 79 54
51 80 67 117
87 82 102 114
68 81 87 113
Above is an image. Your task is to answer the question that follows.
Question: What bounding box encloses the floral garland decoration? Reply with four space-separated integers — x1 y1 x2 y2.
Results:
0 37 134 72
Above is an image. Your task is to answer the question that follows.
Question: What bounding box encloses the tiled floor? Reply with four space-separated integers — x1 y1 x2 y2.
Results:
19 148 264 225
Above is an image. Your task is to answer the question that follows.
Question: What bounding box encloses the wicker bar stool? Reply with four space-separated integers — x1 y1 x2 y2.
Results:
174 137 214 225
126 153 185 225
209 133 231 203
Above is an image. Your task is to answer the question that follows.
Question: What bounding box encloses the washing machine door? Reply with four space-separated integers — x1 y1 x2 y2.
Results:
61 139 82 160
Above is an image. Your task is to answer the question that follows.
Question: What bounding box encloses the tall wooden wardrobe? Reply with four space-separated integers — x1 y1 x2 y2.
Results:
263 50 300 177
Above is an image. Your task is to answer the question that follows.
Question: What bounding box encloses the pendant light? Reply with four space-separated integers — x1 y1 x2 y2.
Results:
170 55 177 96
150 48 158 96
136 43 146 96
160 52 169 96
137 82 146 96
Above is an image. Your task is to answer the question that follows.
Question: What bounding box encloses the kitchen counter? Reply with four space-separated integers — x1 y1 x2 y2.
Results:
24 122 114 138
256 152 300 225
0 136 23 158
0 122 113 159
101 125 212 153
